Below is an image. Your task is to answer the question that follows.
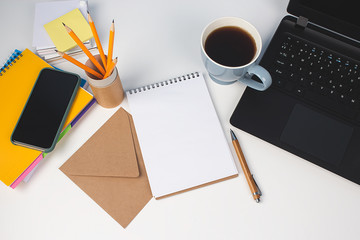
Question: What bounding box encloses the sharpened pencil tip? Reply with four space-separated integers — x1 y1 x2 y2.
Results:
55 49 58 52
87 10 89 14
62 22 65 26
112 19 114 23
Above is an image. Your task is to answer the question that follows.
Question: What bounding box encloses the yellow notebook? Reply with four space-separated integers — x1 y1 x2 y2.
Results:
0 49 93 186
44 8 93 52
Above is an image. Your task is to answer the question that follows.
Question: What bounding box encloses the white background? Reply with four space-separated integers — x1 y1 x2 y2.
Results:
1 0 360 239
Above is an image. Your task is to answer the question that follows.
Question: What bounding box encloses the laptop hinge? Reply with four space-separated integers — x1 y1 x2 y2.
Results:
296 16 308 29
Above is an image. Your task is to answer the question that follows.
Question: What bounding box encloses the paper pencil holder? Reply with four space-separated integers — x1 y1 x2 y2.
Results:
85 55 124 108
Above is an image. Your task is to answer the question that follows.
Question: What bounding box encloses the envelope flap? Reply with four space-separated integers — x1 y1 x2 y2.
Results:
60 108 139 178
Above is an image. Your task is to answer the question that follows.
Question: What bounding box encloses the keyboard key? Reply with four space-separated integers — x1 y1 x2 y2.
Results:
274 78 286 87
285 81 296 92
276 59 286 66
350 98 360 109
297 76 309 85
295 87 305 96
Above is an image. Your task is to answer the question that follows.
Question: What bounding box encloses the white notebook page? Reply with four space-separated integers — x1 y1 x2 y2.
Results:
126 72 238 198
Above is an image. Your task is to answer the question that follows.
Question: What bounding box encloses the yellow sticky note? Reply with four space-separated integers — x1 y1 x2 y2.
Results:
44 8 93 52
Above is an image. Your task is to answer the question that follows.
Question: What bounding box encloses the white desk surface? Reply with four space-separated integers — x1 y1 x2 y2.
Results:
1 0 360 239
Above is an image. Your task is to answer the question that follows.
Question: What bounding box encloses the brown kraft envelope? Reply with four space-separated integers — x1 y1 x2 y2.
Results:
60 108 152 228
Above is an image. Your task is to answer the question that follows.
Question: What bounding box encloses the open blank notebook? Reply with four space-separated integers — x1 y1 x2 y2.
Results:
126 72 238 198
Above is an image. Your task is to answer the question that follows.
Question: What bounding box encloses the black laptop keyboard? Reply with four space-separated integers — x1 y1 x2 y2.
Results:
270 34 360 122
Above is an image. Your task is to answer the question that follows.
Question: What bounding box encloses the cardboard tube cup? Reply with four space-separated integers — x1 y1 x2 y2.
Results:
85 54 124 108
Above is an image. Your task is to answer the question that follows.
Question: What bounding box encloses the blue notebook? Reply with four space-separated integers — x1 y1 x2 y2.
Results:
0 49 22 74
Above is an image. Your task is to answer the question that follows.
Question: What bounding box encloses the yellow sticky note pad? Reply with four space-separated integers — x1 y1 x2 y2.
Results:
44 8 93 52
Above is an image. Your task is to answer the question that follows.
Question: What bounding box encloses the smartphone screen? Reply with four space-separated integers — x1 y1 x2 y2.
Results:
11 68 80 152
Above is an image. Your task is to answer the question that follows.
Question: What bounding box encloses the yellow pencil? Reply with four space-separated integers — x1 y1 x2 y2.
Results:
106 20 115 69
56 50 103 79
103 57 118 79
87 11 107 68
62 23 106 75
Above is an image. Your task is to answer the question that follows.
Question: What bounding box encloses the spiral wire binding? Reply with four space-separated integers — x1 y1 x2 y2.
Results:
0 49 22 76
128 72 200 94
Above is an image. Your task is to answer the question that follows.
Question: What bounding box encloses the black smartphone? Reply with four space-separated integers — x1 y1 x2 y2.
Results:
11 68 80 153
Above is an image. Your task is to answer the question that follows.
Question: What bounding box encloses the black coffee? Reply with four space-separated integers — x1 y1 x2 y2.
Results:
205 26 256 67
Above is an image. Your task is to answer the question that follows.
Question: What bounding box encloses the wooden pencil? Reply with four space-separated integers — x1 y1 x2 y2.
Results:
62 23 106 75
56 50 103 79
103 57 118 79
106 20 115 69
87 11 107 68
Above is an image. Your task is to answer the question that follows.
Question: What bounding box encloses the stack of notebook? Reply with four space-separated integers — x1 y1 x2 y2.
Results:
0 49 95 188
33 0 96 62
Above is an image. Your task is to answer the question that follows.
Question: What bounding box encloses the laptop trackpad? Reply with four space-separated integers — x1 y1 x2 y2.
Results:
280 104 353 166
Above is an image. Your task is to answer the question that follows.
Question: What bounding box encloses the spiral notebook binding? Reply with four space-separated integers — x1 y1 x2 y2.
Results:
128 71 200 94
0 50 22 76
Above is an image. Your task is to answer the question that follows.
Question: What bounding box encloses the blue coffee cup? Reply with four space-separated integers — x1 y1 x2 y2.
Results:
201 17 272 91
